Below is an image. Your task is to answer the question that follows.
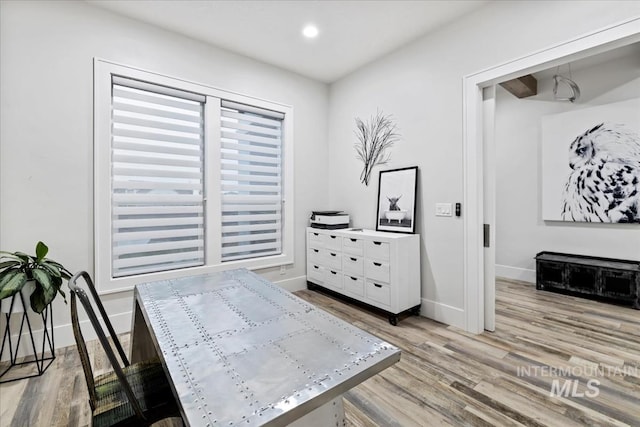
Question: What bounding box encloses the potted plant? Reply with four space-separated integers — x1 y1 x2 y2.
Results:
0 241 71 313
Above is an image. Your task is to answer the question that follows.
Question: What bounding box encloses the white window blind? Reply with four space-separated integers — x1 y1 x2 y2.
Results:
111 77 206 277
220 101 284 262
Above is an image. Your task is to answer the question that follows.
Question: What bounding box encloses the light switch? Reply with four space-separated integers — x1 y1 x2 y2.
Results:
436 203 453 217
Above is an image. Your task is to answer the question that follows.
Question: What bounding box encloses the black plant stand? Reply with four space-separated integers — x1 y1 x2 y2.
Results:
0 292 55 383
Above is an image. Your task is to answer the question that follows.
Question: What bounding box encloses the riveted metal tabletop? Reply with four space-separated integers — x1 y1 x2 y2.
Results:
132 268 401 427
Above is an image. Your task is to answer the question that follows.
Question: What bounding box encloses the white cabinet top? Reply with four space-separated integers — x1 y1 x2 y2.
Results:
307 227 419 240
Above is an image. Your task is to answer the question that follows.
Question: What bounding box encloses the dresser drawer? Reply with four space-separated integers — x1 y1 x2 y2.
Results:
309 231 323 246
344 275 364 297
326 269 343 289
325 250 342 270
308 264 325 283
308 247 322 264
343 255 363 276
366 280 391 307
365 240 390 261
325 233 342 251
365 260 390 283
343 237 363 256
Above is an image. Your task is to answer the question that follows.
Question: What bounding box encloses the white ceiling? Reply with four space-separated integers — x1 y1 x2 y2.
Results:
87 0 489 83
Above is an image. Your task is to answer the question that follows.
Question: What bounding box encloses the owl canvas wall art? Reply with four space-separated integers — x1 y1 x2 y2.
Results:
542 98 640 223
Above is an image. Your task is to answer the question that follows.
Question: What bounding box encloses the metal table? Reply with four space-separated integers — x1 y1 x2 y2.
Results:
131 268 401 426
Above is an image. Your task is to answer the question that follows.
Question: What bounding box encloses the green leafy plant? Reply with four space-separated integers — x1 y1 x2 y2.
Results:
0 242 71 313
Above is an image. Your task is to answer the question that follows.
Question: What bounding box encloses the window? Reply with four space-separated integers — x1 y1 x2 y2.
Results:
95 60 293 293
111 78 206 277
220 101 284 262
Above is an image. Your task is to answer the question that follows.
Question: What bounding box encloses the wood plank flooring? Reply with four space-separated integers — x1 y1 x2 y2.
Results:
1 278 639 426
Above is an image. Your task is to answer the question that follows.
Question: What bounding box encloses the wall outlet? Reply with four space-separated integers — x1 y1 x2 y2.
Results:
280 265 286 275
436 203 453 217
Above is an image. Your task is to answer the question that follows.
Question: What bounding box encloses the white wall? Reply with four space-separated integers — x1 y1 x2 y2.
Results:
0 0 329 352
2 0 639 347
495 54 640 283
327 1 640 328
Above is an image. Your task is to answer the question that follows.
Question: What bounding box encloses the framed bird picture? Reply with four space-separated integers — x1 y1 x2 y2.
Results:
376 166 418 233
541 97 640 223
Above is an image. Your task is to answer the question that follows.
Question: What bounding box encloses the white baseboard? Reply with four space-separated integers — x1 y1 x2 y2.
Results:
1 311 132 361
420 298 465 330
297 275 465 330
273 274 308 292
495 264 536 284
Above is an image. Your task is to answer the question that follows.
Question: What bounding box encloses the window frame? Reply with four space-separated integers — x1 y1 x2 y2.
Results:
94 59 294 294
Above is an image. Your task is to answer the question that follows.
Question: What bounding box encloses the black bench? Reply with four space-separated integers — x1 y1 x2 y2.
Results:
535 251 640 309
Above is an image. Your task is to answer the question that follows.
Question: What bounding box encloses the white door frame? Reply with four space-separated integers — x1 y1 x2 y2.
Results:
462 17 640 334
482 85 496 332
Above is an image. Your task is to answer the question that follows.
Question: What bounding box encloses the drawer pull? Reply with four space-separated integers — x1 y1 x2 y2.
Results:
313 233 319 236
331 270 337 275
374 283 383 288
373 262 382 267
330 235 337 239
350 276 358 281
373 241 382 246
350 257 357 261
350 238 357 242
313 265 319 269
330 253 337 257
313 249 319 253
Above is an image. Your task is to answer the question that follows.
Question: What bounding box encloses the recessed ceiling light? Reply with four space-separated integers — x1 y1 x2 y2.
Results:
302 24 319 39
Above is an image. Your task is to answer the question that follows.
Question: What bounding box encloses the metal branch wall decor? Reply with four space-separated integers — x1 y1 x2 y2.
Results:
354 111 400 186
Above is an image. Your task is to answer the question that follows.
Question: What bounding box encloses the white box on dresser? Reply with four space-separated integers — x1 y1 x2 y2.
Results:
306 227 421 325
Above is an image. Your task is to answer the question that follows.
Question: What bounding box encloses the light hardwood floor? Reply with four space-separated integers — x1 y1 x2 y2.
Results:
1 278 639 426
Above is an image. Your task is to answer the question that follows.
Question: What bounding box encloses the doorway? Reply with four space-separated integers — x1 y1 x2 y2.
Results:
462 18 640 334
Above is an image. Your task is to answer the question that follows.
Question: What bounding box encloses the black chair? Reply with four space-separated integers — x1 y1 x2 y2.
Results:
68 271 182 427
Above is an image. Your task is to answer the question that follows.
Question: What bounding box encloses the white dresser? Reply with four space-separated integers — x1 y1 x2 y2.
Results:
306 227 421 325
